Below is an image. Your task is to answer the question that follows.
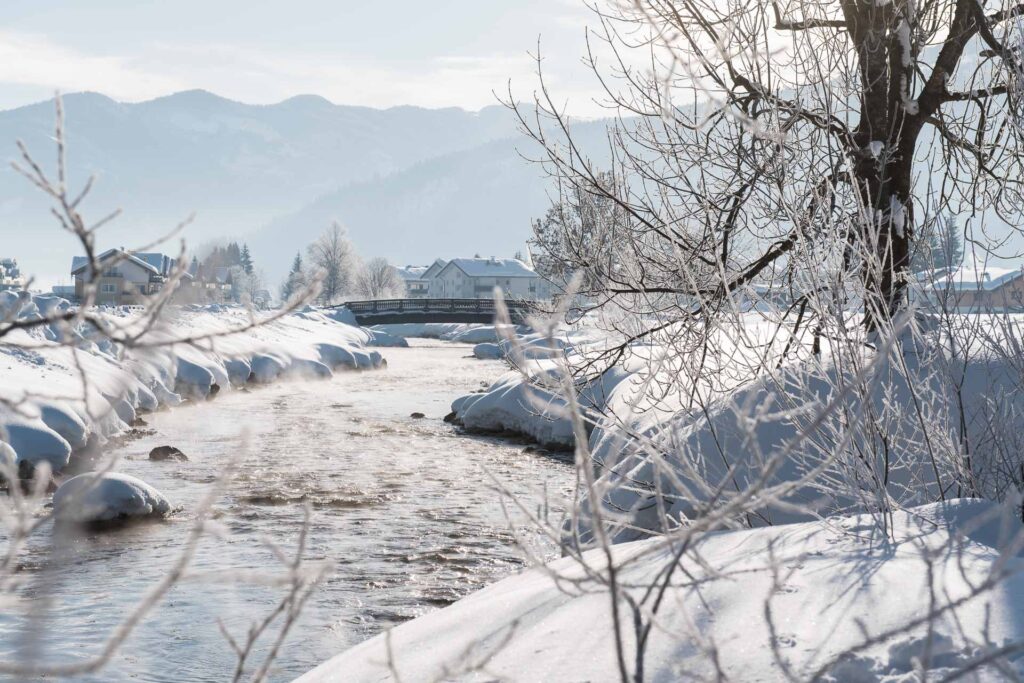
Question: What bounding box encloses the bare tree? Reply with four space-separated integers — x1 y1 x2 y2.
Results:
531 171 630 296
514 0 1024 344
307 223 356 305
352 257 406 300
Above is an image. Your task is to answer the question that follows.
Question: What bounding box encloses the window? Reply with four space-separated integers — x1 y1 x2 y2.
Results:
100 283 117 294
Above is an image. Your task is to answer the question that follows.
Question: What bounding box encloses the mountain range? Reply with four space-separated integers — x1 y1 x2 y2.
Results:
0 90 608 287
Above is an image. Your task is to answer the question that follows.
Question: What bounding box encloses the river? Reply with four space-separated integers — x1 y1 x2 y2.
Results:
0 339 573 682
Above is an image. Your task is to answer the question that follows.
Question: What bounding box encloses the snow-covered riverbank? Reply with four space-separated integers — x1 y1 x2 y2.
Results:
312 313 1019 681
0 339 572 682
0 297 384 476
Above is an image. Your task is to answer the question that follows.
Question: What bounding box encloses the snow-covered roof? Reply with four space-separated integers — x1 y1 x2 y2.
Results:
70 249 193 281
135 252 193 280
445 257 538 279
71 249 161 276
397 265 430 281
422 258 448 279
926 263 1024 292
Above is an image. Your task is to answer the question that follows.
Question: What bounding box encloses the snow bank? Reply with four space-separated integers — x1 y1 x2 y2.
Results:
365 329 409 348
451 360 634 450
452 371 575 448
3 417 72 471
0 300 385 472
450 326 637 449
473 333 570 361
582 344 1024 542
299 499 1024 682
371 323 530 343
53 472 171 523
471 342 503 360
452 316 1024 542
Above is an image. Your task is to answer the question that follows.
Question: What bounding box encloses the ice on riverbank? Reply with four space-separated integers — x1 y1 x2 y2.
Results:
299 499 1024 682
0 298 385 472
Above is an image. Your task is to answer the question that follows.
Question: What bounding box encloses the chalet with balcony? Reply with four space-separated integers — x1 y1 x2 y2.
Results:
70 249 193 305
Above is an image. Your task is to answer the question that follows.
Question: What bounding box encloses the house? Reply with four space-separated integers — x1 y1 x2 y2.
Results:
919 262 1024 311
70 249 193 305
396 259 446 298
0 258 25 292
428 257 548 300
184 262 235 303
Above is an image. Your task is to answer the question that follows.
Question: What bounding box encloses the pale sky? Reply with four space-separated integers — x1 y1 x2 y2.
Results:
0 0 606 113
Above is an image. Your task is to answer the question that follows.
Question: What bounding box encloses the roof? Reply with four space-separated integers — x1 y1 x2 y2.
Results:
926 263 1024 292
445 257 538 279
135 252 193 280
70 248 193 280
71 249 161 276
422 258 448 279
397 265 430 281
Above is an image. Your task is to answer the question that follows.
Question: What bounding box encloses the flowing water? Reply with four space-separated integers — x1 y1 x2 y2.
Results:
0 340 573 682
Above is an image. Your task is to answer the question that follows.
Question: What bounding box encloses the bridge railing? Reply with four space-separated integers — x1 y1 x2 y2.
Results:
336 298 539 322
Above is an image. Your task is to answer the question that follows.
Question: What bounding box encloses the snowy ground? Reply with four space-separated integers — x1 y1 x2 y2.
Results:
300 499 1024 682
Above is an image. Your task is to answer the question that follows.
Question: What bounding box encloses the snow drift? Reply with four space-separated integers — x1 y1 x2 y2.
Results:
299 499 1024 682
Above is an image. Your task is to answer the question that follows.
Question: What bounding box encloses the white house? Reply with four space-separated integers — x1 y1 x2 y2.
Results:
428 257 548 300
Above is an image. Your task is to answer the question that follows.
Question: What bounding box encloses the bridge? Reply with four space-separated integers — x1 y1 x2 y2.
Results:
338 298 538 326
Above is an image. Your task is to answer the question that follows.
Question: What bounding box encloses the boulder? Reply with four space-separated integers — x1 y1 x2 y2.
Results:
149 445 188 462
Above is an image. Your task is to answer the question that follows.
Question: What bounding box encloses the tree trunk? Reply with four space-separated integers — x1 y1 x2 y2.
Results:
842 0 917 330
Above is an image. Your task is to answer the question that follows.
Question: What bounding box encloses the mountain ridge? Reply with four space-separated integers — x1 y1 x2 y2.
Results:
0 91 527 285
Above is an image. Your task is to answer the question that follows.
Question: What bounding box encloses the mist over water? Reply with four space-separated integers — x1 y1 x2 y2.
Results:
0 340 572 682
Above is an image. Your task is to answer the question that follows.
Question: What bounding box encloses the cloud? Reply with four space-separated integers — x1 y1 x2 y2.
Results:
0 27 606 115
136 42 603 113
0 30 186 102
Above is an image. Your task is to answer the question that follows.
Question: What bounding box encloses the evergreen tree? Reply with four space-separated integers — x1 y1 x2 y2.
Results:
937 217 964 271
281 252 306 302
240 244 254 275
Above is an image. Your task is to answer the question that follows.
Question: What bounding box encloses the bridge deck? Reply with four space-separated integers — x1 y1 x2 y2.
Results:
337 298 537 326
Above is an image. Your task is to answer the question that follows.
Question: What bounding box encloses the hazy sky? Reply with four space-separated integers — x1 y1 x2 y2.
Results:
0 0 604 112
